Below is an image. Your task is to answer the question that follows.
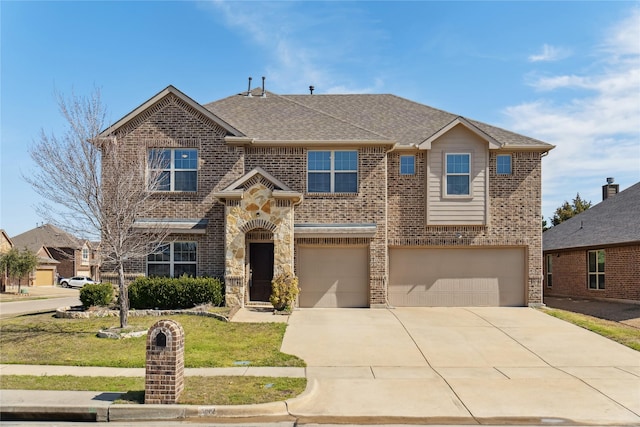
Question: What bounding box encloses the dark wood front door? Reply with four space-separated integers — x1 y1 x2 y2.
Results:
249 243 274 302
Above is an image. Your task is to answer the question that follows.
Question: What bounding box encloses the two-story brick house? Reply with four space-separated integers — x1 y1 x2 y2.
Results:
99 84 553 308
12 224 100 284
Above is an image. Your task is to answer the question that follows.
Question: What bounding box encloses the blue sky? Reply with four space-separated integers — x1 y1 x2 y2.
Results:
1 1 639 237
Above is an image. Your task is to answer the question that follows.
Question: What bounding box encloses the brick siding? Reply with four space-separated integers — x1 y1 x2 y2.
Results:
102 93 545 306
544 245 640 302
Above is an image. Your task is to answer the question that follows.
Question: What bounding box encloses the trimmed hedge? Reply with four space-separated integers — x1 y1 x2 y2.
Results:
80 282 114 308
128 276 224 310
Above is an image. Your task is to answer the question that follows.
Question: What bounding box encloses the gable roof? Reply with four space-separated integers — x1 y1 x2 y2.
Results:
0 229 13 253
11 224 83 251
543 182 640 251
205 90 390 143
206 90 553 150
99 85 243 138
213 167 303 203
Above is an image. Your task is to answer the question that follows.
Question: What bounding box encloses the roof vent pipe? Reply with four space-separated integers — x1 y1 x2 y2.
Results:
246 77 253 97
309 85 315 95
261 76 266 97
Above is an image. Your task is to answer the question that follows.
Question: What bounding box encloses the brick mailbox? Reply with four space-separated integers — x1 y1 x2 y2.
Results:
145 319 185 404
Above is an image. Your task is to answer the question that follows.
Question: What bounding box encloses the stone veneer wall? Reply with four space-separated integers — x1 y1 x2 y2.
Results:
223 178 295 307
387 150 544 305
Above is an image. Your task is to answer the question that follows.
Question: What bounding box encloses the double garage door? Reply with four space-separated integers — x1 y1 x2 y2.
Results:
389 247 526 307
297 246 526 308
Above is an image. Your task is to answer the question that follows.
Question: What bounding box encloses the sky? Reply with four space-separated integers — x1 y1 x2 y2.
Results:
1 0 639 237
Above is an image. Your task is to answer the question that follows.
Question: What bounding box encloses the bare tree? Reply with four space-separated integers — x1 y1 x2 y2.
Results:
26 88 171 328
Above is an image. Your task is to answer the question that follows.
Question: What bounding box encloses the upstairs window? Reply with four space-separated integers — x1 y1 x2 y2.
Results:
497 154 512 175
148 148 198 192
82 247 89 265
588 250 605 290
147 242 197 277
308 150 358 193
400 155 416 175
445 153 470 196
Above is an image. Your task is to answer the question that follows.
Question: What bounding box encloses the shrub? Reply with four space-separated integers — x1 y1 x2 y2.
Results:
128 276 224 309
80 282 114 308
270 272 299 312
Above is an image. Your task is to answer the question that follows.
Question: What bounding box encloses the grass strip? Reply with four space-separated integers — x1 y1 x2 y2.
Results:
0 313 304 367
0 375 306 405
542 308 640 351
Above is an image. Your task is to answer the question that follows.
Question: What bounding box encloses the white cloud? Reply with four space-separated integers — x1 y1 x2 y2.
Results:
528 44 571 62
505 9 640 219
204 1 386 94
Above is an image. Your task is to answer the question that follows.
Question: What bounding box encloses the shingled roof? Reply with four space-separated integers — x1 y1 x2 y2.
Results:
11 224 83 251
205 90 553 150
543 182 640 251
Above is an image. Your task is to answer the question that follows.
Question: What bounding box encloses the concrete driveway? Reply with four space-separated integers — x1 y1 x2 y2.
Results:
282 307 640 425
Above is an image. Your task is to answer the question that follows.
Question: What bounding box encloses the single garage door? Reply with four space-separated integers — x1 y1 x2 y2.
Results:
35 269 54 286
297 246 369 308
389 248 525 307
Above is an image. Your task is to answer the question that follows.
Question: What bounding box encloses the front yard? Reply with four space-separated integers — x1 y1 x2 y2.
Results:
0 313 304 367
0 312 306 405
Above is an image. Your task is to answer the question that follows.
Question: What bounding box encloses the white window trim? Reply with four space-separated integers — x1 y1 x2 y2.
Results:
148 148 198 192
400 155 416 175
444 152 472 198
81 247 89 265
546 254 553 288
307 150 358 193
147 242 197 277
497 154 512 175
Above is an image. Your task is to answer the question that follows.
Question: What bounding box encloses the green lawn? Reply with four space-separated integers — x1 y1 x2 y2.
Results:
0 313 305 367
0 375 307 405
541 308 640 351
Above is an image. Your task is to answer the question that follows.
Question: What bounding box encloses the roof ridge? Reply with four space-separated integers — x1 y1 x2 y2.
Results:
280 94 392 141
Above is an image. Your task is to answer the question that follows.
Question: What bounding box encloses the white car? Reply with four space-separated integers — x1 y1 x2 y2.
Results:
59 276 97 288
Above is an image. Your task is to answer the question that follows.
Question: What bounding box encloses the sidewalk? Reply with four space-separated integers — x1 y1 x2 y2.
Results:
2 307 639 425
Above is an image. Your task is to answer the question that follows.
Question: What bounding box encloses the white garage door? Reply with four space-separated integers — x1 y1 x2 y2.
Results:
297 246 369 308
389 248 525 307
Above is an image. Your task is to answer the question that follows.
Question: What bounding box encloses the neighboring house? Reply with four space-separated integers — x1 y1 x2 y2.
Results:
11 224 100 284
1 229 14 291
98 84 554 308
543 180 640 302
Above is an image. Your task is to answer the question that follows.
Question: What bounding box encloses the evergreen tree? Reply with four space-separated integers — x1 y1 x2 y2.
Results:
550 193 592 226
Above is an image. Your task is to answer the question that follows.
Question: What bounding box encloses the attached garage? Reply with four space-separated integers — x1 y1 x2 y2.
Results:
389 247 526 307
297 246 369 308
34 269 55 286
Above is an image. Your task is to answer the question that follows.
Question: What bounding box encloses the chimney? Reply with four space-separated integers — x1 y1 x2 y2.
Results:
602 177 619 200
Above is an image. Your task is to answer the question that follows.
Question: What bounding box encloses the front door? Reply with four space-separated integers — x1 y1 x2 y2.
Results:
249 242 274 302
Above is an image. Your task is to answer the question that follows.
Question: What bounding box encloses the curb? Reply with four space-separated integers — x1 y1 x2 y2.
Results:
1 378 319 423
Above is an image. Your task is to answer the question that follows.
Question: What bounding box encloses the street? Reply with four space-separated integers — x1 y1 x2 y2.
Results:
0 287 80 319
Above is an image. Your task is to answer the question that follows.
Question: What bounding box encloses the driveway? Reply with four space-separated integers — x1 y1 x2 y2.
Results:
282 307 640 425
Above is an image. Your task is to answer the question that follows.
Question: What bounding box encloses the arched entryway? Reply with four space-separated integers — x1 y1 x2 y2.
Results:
213 168 302 307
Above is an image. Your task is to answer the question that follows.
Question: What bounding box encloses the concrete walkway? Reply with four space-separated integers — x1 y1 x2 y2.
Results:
1 306 639 425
